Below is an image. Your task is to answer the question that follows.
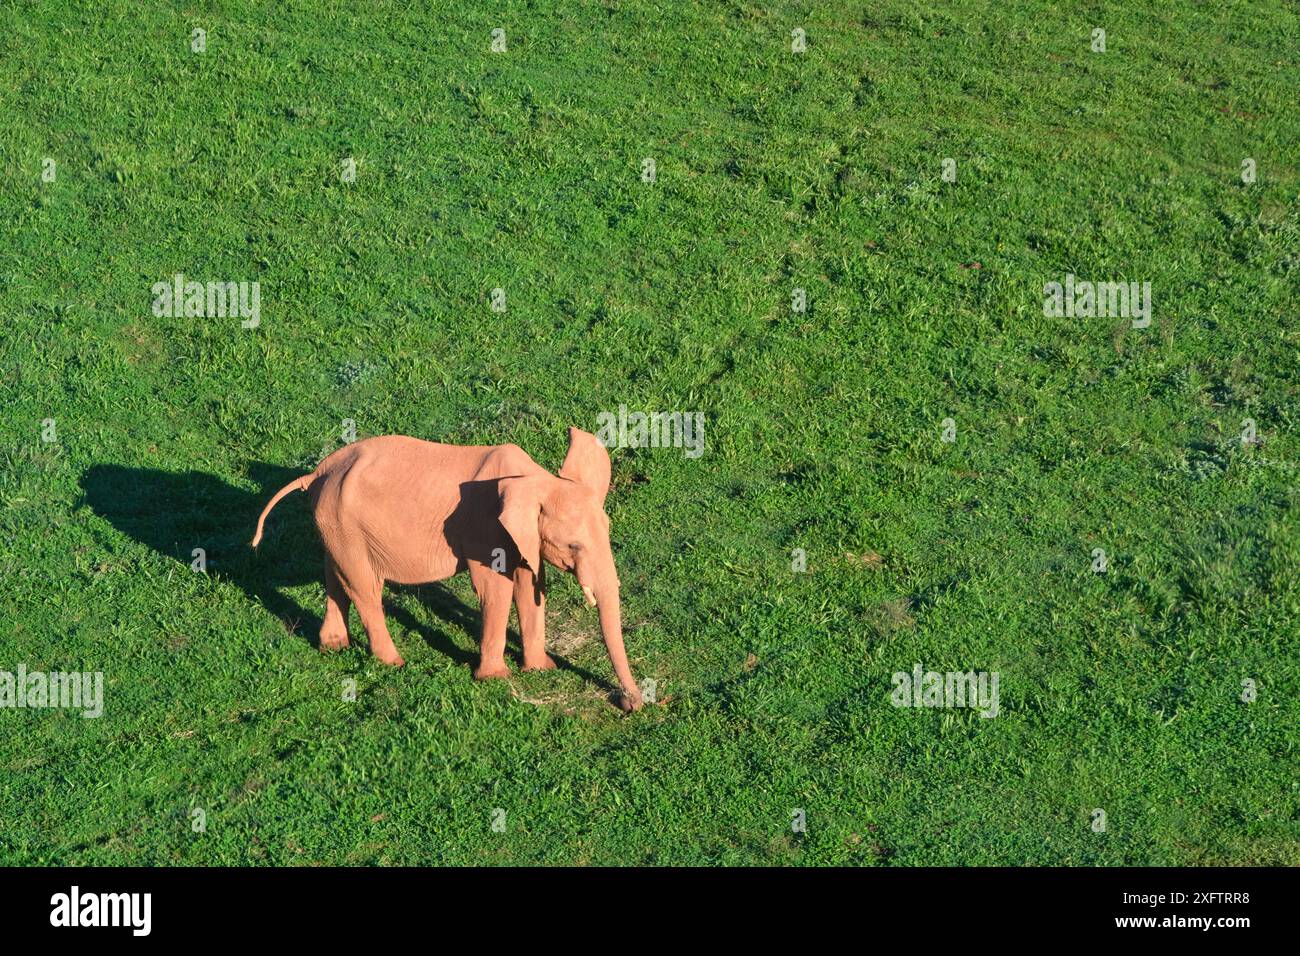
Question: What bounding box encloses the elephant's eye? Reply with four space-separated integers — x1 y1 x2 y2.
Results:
568 543 583 553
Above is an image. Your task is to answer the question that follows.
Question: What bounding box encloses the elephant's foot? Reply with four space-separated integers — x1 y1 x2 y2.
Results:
319 631 350 652
473 662 511 680
522 654 557 672
374 648 405 667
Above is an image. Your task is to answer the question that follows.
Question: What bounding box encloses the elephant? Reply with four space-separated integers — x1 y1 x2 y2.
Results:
251 426 643 712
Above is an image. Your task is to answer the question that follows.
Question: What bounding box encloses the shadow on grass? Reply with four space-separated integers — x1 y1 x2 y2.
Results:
77 463 607 686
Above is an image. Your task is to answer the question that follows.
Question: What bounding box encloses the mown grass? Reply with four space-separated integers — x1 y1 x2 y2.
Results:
1 0 1297 864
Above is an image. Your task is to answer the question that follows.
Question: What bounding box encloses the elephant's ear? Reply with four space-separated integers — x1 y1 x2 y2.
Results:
558 426 611 504
498 477 542 573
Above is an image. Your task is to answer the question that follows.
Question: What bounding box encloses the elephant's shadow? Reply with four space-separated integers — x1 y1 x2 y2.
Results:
78 463 603 683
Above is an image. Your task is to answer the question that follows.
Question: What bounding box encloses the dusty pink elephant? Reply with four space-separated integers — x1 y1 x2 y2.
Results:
252 427 643 712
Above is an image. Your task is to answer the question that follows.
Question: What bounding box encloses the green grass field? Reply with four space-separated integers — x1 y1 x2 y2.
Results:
2 0 1297 865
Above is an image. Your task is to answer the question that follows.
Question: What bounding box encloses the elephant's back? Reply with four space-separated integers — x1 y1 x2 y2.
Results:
310 436 487 582
318 436 486 512
319 434 488 471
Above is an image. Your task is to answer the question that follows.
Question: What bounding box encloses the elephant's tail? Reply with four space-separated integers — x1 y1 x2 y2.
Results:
251 473 314 548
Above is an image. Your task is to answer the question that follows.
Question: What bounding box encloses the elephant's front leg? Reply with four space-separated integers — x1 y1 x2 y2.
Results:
515 565 555 672
469 561 513 680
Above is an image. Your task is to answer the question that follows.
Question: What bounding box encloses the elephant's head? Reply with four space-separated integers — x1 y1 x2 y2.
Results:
498 427 643 712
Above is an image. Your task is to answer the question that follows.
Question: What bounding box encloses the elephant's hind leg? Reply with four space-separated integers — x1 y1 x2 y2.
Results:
319 561 351 651
334 558 404 667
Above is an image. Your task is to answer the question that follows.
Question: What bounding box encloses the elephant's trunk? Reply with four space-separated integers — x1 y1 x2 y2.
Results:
595 584 643 712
